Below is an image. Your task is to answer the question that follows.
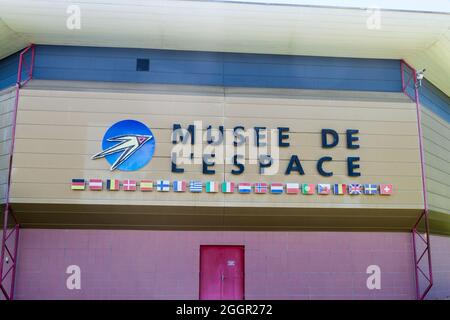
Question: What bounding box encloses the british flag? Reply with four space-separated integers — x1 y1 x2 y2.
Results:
348 184 362 195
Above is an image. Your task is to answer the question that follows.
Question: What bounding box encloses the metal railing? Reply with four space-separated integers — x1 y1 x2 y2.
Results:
400 59 433 300
0 44 35 300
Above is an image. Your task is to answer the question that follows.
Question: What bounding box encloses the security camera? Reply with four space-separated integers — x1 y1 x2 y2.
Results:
416 68 426 87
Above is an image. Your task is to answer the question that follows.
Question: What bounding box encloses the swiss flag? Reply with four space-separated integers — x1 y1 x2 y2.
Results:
379 184 393 195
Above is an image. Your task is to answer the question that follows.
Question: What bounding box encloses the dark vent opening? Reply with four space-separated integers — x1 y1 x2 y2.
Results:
136 58 150 72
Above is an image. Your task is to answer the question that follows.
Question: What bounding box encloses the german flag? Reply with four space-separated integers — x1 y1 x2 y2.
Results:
71 179 85 190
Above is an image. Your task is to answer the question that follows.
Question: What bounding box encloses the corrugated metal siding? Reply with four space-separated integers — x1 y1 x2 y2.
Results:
0 87 15 203
0 52 19 90
420 79 450 123
32 45 402 92
418 78 450 234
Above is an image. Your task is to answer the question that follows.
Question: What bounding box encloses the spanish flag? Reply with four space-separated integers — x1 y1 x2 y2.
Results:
71 179 85 190
140 180 154 191
107 179 120 191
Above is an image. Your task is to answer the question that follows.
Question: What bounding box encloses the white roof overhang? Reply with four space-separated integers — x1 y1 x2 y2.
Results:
0 0 449 95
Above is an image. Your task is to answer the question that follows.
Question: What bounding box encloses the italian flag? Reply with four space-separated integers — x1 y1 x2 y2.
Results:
221 182 234 193
206 181 219 193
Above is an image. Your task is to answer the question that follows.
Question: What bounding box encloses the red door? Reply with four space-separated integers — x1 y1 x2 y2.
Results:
199 245 244 300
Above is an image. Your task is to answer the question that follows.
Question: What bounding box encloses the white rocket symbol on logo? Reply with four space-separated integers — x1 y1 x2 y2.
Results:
92 134 153 171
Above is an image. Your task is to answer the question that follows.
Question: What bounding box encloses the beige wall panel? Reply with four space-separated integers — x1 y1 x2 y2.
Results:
11 122 421 149
223 98 414 109
11 85 423 214
224 118 419 135
12 138 420 162
223 104 418 122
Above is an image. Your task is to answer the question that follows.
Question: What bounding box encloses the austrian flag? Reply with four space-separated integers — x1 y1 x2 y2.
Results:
89 179 103 191
123 179 137 191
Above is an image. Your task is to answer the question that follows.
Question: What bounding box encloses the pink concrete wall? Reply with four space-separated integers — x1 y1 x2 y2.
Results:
14 229 417 300
427 235 450 300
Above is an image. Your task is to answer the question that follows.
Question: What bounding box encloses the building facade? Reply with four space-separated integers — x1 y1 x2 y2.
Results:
0 43 449 300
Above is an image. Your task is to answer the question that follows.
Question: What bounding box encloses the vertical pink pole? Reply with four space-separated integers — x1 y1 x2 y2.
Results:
0 44 35 300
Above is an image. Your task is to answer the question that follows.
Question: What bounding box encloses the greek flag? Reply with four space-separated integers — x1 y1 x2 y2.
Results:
189 180 203 193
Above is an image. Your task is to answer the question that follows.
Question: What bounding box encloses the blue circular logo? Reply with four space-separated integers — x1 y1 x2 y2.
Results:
92 120 155 171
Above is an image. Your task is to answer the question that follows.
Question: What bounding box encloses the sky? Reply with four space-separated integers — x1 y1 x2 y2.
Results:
219 0 450 13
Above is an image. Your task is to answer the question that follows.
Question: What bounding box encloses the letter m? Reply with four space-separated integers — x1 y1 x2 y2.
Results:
172 124 195 145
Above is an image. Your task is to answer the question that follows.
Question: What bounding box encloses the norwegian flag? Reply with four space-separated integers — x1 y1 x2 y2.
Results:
379 184 393 195
254 182 267 194
286 183 300 194
317 184 331 195
254 183 268 194
238 183 252 193
123 179 137 191
348 184 362 195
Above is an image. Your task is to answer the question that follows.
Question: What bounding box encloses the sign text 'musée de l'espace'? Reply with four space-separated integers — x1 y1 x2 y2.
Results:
171 124 361 177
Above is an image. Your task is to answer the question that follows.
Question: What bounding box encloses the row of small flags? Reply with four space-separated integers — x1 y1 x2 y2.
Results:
72 179 393 195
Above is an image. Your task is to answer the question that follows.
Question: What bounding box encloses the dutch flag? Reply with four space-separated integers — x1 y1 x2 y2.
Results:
238 183 252 194
270 183 284 194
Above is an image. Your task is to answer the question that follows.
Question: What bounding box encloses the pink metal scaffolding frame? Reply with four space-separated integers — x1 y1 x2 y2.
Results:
400 59 433 300
0 44 35 300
